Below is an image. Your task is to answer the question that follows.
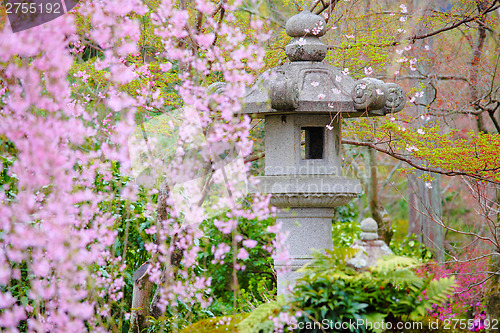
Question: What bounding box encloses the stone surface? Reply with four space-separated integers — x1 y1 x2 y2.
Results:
285 10 327 37
360 217 378 233
286 38 327 62
347 218 394 269
270 193 357 208
263 114 341 176
255 175 360 207
285 10 327 62
347 239 393 269
243 62 357 116
242 62 405 117
275 207 335 294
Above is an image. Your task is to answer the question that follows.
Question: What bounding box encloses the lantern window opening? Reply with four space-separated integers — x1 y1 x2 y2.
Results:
301 126 324 160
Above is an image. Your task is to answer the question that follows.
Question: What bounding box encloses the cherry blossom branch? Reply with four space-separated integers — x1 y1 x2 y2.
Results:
393 75 469 82
327 2 500 50
408 1 500 42
453 272 497 295
427 252 500 265
245 152 264 163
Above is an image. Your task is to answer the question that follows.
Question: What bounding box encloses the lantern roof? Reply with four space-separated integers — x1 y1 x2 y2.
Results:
242 10 406 118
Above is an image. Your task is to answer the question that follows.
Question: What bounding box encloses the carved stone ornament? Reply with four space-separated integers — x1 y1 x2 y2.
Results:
352 78 406 114
270 193 358 208
384 82 406 113
352 78 387 111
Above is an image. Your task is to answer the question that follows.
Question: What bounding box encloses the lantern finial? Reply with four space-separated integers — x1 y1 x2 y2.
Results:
285 10 327 62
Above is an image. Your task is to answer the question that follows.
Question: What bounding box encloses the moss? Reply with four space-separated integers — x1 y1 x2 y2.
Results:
180 302 282 333
237 302 281 333
180 313 249 333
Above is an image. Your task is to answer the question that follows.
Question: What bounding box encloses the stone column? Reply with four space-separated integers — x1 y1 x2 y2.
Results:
275 207 335 292
258 174 360 293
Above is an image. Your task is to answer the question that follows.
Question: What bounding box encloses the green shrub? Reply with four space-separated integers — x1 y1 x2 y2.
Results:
198 214 277 315
332 203 361 248
291 250 456 333
390 234 434 261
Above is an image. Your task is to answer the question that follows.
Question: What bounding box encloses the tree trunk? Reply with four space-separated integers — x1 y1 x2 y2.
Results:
409 170 444 262
469 0 488 134
368 147 393 244
408 0 444 261
408 173 420 237
485 251 500 319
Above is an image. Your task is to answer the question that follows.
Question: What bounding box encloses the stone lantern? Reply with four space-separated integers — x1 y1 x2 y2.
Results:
242 10 405 292
347 218 394 270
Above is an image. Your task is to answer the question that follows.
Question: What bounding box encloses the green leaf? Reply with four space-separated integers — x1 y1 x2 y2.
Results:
364 313 387 333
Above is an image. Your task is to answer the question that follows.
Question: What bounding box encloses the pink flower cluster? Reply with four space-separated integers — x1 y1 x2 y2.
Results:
417 252 488 321
0 0 278 331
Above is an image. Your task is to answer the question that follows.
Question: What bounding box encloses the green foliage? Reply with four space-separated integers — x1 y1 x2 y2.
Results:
198 214 277 315
89 161 278 330
263 30 289 69
332 219 361 248
331 202 433 262
91 163 158 331
332 203 361 248
147 300 217 333
238 278 276 312
334 203 359 224
291 250 456 332
0 139 28 331
390 234 434 261
0 135 18 201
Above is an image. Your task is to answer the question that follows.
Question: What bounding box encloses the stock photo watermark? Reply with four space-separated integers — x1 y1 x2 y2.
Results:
3 0 79 32
291 317 499 331
128 107 248 224
291 319 423 332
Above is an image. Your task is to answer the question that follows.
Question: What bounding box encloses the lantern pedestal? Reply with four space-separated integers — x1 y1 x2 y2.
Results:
256 175 360 293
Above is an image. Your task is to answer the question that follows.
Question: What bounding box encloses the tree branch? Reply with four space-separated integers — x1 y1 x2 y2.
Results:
342 139 500 184
408 1 500 42
327 2 500 50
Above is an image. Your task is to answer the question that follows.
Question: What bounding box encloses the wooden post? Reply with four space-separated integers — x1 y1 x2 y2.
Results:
129 261 154 333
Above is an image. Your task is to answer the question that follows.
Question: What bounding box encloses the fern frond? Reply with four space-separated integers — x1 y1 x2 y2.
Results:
409 276 456 321
375 269 422 287
371 255 420 274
